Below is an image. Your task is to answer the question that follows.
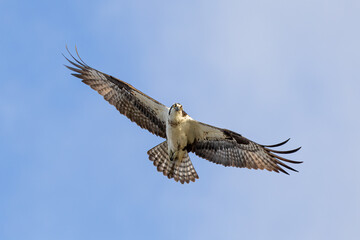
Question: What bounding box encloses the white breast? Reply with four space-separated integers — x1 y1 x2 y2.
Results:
166 117 196 153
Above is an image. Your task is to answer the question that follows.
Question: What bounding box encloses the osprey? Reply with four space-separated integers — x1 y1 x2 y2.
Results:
64 48 302 184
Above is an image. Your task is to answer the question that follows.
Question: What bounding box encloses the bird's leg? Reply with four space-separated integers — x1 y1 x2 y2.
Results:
169 150 178 162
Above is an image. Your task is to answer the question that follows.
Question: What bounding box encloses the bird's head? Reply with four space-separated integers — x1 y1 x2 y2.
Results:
169 103 187 121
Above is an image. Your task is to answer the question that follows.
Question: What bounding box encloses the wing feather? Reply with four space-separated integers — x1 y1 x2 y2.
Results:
64 48 168 138
187 121 302 174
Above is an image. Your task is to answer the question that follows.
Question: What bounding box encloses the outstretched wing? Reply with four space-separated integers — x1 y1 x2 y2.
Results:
187 121 302 174
64 48 168 138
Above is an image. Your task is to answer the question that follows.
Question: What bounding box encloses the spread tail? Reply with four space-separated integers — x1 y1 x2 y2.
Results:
147 141 199 184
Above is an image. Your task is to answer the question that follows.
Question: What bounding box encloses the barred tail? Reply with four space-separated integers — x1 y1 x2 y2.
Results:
147 141 199 184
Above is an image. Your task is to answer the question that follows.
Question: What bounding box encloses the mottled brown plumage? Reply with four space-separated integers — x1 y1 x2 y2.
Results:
64 47 302 184
64 48 167 138
188 132 301 174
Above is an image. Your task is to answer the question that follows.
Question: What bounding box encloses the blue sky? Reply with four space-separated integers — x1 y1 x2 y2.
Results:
1 0 359 239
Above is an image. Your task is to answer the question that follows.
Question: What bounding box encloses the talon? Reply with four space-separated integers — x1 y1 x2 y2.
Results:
169 150 178 162
169 151 175 161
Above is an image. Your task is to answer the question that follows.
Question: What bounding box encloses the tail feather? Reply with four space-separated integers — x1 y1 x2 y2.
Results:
147 141 199 184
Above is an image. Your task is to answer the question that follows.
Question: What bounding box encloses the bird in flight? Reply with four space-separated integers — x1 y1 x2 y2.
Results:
64 48 302 184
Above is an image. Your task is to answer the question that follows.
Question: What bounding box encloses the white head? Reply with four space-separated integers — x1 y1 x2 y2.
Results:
168 103 187 123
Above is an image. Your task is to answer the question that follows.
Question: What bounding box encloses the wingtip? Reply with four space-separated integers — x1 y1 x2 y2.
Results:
265 146 302 154
263 138 291 148
64 45 88 68
75 45 88 66
71 73 83 79
277 168 290 175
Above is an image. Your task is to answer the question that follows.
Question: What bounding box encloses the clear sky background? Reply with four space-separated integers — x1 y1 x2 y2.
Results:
1 0 359 239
